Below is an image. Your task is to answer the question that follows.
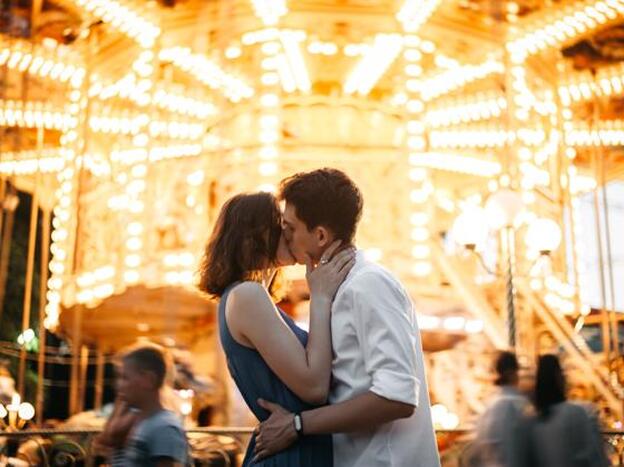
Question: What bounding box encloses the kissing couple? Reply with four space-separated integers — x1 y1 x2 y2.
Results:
199 168 440 467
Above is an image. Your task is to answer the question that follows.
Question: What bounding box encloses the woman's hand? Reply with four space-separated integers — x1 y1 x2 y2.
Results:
306 241 356 301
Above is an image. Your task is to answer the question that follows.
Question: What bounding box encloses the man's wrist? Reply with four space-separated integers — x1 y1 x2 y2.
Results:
293 413 304 438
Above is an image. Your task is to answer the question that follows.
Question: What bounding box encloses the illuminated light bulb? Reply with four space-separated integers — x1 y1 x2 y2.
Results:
443 316 466 331
465 320 484 334
411 245 430 259
410 212 429 225
412 261 432 276
126 238 142 250
484 189 524 230
260 93 279 107
124 270 140 283
409 167 428 181
451 205 488 249
258 162 278 176
418 315 441 330
525 217 562 253
261 41 280 55
411 227 430 242
125 254 141 268
127 222 143 235
18 403 35 421
261 72 279 86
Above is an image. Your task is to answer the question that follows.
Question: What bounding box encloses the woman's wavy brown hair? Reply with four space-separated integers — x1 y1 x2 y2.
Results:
198 192 285 300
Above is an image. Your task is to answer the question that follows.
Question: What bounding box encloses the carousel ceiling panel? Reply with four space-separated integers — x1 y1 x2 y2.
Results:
59 285 214 351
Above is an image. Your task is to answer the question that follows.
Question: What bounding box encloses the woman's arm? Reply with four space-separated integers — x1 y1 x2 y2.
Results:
227 245 354 405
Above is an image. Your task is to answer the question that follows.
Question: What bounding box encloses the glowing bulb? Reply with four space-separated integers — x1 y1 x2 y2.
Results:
18 402 35 421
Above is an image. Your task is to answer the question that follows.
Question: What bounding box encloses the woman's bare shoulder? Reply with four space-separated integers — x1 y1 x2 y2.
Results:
227 281 272 313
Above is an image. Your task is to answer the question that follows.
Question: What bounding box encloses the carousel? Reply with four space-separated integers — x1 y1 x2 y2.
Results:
1 0 624 463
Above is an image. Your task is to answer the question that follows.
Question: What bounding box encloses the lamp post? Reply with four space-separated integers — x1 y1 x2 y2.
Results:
0 393 35 431
452 189 562 349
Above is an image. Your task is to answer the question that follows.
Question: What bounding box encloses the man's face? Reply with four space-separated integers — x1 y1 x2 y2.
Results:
281 203 325 264
115 361 148 407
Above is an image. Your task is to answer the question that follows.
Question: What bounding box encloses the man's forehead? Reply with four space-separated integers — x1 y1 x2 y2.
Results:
282 203 297 222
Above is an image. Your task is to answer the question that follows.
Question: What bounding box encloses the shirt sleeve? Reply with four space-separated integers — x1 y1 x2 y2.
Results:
150 424 188 463
351 271 421 406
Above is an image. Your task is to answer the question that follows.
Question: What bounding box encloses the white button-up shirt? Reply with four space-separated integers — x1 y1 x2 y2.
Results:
329 251 441 467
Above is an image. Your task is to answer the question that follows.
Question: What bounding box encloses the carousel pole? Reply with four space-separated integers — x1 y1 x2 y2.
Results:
595 80 620 359
32 121 48 424
69 305 83 415
17 186 38 396
0 185 17 322
77 345 89 413
36 202 50 425
69 21 95 416
0 179 4 246
94 348 105 410
589 70 612 362
17 125 42 397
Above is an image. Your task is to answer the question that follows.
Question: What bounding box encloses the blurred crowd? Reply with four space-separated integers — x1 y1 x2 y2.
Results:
471 351 609 467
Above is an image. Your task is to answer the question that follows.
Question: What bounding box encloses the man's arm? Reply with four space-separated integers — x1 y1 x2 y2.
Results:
303 391 413 433
253 393 414 460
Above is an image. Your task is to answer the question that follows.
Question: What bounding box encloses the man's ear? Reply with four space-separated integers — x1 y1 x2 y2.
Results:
314 226 333 248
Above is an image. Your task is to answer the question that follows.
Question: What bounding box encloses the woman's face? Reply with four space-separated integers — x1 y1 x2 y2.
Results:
275 230 295 267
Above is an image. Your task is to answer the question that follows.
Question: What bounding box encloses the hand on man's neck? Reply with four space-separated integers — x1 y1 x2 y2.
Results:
317 242 355 264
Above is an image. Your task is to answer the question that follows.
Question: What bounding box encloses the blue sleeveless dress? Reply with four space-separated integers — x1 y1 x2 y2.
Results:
218 283 334 466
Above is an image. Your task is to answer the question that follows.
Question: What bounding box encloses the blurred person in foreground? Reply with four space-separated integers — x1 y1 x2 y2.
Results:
472 351 532 467
529 354 608 467
95 344 188 466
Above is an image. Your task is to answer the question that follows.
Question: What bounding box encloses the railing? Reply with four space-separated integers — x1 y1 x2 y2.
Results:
0 427 253 466
0 428 622 466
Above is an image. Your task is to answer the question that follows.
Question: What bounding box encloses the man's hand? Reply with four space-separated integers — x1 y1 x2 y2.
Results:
253 399 298 462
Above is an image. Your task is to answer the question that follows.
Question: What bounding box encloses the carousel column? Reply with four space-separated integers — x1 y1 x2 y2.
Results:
56 57 87 416
0 185 18 322
590 75 621 364
121 46 159 290
17 131 41 398
402 36 434 280
256 33 282 192
36 201 50 425
558 79 593 328
93 348 105 410
77 345 89 413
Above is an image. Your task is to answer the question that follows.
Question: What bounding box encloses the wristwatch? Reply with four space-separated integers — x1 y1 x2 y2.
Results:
293 413 304 438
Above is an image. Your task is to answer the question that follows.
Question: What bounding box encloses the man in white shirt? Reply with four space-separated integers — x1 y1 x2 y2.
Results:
254 168 440 467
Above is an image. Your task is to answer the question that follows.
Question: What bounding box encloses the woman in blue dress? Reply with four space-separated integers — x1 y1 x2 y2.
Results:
198 192 355 466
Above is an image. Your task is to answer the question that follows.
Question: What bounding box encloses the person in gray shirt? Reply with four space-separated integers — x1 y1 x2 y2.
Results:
530 354 608 467
98 344 188 467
